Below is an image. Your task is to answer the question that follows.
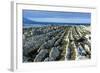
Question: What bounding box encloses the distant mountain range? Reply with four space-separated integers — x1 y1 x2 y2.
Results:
23 17 90 27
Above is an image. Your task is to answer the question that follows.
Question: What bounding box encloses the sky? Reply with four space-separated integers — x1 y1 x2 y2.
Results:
23 10 91 25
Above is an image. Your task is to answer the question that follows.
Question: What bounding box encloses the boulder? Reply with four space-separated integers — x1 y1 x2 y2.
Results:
44 57 54 61
34 49 48 62
54 38 62 47
44 57 49 61
49 47 60 60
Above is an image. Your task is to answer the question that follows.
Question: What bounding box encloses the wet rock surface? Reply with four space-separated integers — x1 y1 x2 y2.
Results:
34 49 49 62
49 47 60 60
23 26 91 62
